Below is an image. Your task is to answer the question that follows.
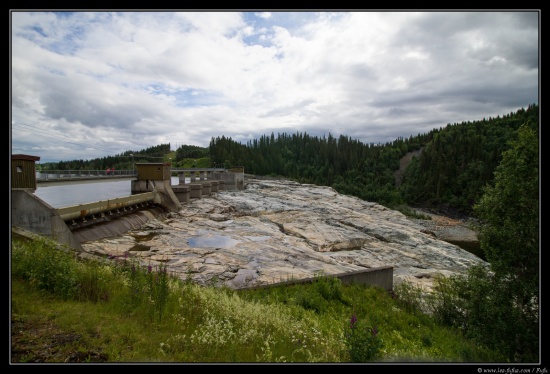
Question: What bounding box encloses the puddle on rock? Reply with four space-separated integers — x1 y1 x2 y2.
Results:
187 235 241 248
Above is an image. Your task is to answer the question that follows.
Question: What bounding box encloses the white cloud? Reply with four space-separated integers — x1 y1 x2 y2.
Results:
255 12 272 20
11 10 539 162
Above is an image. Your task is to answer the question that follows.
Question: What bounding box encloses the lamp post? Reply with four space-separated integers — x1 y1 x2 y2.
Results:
130 154 135 175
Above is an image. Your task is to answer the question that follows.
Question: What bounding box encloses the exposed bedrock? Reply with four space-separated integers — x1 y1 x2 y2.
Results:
80 179 485 291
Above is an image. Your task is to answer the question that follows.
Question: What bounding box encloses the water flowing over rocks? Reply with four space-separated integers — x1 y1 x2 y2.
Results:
80 178 486 291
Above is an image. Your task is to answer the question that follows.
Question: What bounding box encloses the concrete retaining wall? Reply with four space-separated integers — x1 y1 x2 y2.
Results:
11 189 82 250
237 266 393 291
12 178 183 251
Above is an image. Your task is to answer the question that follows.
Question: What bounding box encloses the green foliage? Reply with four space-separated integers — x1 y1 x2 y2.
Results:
10 236 123 304
400 105 538 213
12 234 506 362
74 259 119 303
194 157 212 168
344 314 383 362
11 236 173 323
173 157 212 169
392 281 428 315
109 257 173 323
426 123 540 363
175 144 209 161
428 273 469 327
473 123 538 362
311 274 347 304
294 290 327 313
292 274 348 313
430 265 538 362
43 143 171 171
11 237 79 300
474 123 539 291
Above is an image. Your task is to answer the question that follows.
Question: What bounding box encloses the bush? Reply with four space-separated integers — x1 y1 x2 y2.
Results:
344 314 383 362
12 237 79 300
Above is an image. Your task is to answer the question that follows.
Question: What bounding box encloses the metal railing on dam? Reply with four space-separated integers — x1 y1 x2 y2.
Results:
36 170 137 182
36 168 227 184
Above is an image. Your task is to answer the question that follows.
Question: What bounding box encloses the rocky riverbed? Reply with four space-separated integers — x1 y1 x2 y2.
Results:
79 178 486 292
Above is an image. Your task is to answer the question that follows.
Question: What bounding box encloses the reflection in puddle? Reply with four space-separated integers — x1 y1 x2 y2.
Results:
187 235 240 248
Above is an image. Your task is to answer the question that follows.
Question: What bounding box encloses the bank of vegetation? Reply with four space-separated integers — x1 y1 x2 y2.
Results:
11 233 505 363
14 105 539 363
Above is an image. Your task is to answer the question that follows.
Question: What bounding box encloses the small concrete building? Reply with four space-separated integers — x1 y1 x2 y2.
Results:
11 153 83 249
136 162 172 181
12 154 40 192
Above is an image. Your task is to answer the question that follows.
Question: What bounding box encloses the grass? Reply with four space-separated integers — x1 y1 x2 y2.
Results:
10 233 506 364
170 157 212 169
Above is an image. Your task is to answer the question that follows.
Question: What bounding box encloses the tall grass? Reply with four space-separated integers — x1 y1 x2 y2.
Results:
11 234 505 363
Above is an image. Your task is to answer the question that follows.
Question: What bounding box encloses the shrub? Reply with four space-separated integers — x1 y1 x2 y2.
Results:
344 314 383 362
11 237 79 300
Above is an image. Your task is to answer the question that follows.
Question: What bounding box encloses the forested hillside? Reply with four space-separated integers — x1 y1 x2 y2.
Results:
399 104 539 212
209 104 539 215
42 104 539 216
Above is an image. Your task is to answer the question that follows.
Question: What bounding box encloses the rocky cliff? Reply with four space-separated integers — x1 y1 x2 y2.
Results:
80 178 486 292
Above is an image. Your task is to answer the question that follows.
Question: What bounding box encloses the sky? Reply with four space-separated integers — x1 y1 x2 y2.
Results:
10 10 539 163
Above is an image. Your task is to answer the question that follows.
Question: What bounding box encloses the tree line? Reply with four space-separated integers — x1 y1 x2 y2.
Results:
40 144 172 172
44 104 538 216
209 103 538 216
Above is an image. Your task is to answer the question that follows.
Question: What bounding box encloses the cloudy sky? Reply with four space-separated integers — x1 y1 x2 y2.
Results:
11 10 539 163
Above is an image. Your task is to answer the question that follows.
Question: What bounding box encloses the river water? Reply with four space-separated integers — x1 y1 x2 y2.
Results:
33 177 182 208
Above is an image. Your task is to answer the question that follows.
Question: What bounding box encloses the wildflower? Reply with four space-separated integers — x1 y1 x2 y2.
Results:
344 315 383 362
371 326 378 337
350 314 357 329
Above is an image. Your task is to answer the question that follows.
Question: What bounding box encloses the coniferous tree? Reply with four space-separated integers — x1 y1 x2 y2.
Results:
431 123 539 362
474 123 539 304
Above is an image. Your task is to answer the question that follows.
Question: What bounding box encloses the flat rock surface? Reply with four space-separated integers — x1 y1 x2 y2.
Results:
80 179 486 291
411 211 479 243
